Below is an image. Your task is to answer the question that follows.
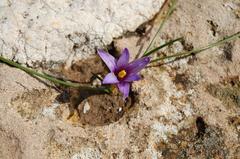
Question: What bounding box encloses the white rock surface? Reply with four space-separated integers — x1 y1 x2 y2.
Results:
0 0 165 65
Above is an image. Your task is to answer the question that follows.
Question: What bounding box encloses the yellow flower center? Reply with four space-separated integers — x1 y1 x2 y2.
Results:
118 70 127 78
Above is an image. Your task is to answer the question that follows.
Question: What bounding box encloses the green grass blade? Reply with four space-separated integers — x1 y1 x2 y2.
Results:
143 37 183 57
143 0 177 55
0 56 110 92
150 32 240 63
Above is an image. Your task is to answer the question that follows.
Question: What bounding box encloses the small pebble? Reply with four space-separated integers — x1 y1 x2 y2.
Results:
83 102 91 114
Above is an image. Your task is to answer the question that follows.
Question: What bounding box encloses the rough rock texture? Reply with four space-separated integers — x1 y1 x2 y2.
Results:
0 0 164 65
0 0 240 158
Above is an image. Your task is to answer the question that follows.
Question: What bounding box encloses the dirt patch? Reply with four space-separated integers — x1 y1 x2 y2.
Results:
156 117 227 159
65 87 135 126
60 57 107 83
77 93 134 126
0 128 22 159
56 56 137 126
207 76 240 109
11 89 56 120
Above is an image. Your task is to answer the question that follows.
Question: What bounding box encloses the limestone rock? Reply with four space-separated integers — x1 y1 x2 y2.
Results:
0 0 165 65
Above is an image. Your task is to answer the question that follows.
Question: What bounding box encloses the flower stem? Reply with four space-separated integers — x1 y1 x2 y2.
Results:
0 56 110 93
150 32 240 63
144 0 177 55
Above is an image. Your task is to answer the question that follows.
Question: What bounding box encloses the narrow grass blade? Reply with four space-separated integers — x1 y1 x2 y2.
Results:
143 37 183 57
0 56 110 92
150 32 240 63
143 0 177 55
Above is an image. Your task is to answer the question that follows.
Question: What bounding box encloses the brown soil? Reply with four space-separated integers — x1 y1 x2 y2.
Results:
77 92 134 126
57 57 137 126
60 56 107 83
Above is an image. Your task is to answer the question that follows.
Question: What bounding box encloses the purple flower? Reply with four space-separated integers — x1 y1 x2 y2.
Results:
98 48 150 99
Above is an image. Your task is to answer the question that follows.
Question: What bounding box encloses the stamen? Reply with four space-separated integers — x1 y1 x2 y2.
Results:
118 70 127 78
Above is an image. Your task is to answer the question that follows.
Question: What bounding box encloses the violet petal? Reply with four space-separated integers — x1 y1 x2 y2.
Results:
98 50 117 72
124 74 141 82
117 48 130 68
125 56 150 74
102 73 119 84
117 82 130 99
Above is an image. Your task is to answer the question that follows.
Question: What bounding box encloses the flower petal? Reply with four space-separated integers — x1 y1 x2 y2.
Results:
98 50 117 72
125 56 150 74
124 74 141 82
117 82 130 99
117 48 130 68
102 73 119 84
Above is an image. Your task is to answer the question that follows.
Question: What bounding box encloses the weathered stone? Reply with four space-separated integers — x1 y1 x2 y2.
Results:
0 0 165 65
